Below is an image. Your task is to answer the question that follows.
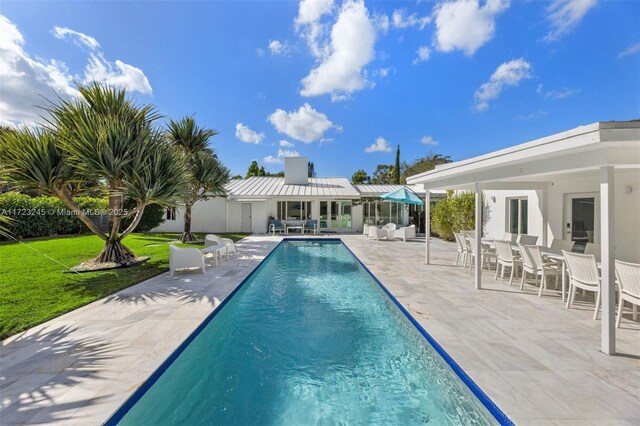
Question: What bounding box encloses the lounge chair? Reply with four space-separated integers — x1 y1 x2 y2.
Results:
304 219 318 234
494 240 521 286
563 251 601 319
519 244 559 296
393 225 415 242
367 226 386 241
615 260 640 327
269 220 285 235
169 245 206 277
204 234 236 256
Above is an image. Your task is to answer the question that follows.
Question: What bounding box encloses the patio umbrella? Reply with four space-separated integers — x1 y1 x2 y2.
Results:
380 187 424 205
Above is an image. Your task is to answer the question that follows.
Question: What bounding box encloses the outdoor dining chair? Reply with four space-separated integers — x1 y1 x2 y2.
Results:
550 238 575 252
494 240 522 285
519 244 560 297
454 232 469 266
517 234 538 245
615 260 640 327
585 242 601 261
468 236 496 271
563 251 601 319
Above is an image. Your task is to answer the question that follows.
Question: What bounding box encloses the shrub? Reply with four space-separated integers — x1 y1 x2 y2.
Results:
0 192 108 239
120 201 166 232
431 191 479 241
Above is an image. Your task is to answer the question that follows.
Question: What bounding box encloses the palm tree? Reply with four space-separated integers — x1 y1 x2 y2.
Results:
0 83 186 264
166 117 230 243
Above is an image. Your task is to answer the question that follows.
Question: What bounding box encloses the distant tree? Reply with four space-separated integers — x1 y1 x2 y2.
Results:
393 145 400 184
308 161 316 177
246 160 260 177
258 166 266 176
371 164 393 184
351 169 371 184
231 175 243 180
167 116 230 243
400 152 452 184
265 171 285 177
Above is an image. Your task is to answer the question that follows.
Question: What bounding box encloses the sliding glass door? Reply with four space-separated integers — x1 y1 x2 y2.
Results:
320 200 353 230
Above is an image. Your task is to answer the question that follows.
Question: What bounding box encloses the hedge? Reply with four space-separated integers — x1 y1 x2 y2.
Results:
0 192 108 240
431 191 478 241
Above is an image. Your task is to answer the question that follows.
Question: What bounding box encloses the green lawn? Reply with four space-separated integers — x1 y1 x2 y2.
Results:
0 232 248 339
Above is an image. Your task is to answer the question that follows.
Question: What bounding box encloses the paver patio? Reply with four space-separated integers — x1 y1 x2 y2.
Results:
1 234 638 425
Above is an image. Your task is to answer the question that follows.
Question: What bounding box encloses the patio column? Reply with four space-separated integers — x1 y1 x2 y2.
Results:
475 183 482 289
425 190 431 264
600 165 616 355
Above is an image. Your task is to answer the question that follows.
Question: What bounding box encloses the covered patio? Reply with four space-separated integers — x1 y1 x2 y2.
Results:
408 121 640 355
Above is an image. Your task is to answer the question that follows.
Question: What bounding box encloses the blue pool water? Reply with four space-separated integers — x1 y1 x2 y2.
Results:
111 240 503 425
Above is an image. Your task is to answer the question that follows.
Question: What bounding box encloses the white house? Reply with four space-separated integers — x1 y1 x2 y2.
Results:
407 120 640 355
153 156 435 234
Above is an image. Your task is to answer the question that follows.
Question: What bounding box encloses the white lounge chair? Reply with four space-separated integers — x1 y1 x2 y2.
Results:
204 234 236 257
517 234 538 245
453 232 468 266
563 251 601 319
169 245 206 277
393 225 416 242
494 240 521 286
585 242 601 262
615 260 640 327
519 244 559 296
367 226 386 241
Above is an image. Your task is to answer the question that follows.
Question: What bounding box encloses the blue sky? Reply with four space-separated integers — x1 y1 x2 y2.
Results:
1 0 639 177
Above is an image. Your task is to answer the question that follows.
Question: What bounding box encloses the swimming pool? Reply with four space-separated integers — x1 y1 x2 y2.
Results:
108 239 510 425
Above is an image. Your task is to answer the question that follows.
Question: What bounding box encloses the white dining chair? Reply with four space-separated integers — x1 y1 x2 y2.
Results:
494 240 521 285
517 234 538 245
454 232 469 266
468 236 496 271
615 260 640 327
585 242 601 262
550 238 575 252
519 244 560 296
563 251 601 319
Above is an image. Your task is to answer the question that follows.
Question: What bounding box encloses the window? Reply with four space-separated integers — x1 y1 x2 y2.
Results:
508 198 528 234
166 208 177 221
276 201 312 220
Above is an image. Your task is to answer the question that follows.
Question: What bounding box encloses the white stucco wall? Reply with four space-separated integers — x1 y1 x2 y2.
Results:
482 169 640 262
153 197 227 233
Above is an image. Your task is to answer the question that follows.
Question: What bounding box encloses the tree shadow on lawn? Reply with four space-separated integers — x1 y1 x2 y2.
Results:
1 325 126 424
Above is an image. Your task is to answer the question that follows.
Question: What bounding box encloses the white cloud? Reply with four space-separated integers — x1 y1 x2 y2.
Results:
299 0 376 101
263 148 301 164
256 47 266 56
295 0 335 60
0 15 151 126
473 58 532 111
413 46 431 64
544 87 580 100
268 103 334 143
392 9 431 29
543 0 597 42
618 42 640 59
279 140 295 147
51 26 100 49
421 135 439 146
235 123 265 144
268 39 290 56
373 13 390 33
433 0 509 56
518 110 548 120
365 136 392 153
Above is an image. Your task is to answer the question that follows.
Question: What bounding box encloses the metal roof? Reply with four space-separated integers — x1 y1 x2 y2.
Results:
354 184 427 195
225 177 360 198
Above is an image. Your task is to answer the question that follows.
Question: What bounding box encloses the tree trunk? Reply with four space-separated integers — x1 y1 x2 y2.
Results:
179 203 197 243
96 239 136 264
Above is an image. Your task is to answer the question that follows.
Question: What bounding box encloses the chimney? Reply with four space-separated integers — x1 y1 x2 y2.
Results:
284 156 309 185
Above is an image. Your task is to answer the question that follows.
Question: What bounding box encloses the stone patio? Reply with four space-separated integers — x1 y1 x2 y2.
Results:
1 234 639 425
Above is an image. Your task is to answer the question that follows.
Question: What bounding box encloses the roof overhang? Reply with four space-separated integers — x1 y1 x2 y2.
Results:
406 122 640 190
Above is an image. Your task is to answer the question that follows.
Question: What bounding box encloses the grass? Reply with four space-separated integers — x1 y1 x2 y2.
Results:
0 232 248 339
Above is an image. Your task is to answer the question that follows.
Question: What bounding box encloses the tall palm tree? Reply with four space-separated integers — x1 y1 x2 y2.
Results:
166 117 230 243
0 83 186 264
